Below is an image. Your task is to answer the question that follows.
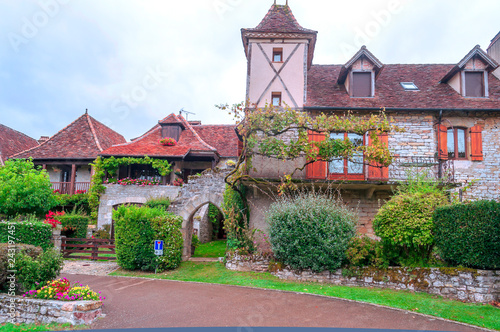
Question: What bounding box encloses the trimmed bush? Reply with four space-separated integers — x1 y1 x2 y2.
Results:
144 197 171 211
373 191 449 266
434 200 500 270
267 192 357 272
0 220 53 251
114 205 183 272
58 213 90 239
0 244 63 294
0 159 57 217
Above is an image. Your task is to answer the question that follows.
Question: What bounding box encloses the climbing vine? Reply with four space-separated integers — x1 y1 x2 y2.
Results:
88 156 172 220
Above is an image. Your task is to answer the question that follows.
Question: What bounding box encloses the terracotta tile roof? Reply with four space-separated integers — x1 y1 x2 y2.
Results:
0 124 38 164
159 113 185 127
193 125 238 158
246 4 316 34
100 114 219 158
306 64 500 109
12 113 126 160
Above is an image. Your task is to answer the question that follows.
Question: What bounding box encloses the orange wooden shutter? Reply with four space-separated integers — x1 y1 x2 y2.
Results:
470 125 483 161
306 130 327 179
437 124 448 160
367 132 389 181
237 139 243 157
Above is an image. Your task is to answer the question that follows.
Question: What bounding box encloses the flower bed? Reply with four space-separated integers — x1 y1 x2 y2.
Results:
23 278 105 302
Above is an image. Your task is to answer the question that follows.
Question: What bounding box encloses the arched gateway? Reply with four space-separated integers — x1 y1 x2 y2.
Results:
168 169 229 260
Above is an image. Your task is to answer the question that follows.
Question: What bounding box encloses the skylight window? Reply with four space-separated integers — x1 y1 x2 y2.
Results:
400 82 419 91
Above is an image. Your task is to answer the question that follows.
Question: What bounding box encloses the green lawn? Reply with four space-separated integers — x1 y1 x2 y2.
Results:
111 261 500 331
0 323 87 332
192 240 226 258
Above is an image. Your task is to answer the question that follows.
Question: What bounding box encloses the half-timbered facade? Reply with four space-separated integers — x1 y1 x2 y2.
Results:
243 4 500 235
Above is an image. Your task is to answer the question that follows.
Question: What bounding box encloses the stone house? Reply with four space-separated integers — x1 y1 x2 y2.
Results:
12 111 126 195
241 4 500 236
0 123 38 166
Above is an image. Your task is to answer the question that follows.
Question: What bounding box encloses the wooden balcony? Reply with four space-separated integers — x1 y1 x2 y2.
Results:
51 182 90 195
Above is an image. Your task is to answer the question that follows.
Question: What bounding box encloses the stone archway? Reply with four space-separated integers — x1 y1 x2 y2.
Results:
168 169 229 260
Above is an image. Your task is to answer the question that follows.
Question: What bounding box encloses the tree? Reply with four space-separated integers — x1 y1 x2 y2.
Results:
0 159 57 217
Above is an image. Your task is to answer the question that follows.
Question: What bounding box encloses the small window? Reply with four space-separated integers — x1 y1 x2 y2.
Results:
400 82 419 91
273 48 283 62
329 132 364 180
351 72 372 97
464 72 484 97
447 128 467 159
271 92 281 107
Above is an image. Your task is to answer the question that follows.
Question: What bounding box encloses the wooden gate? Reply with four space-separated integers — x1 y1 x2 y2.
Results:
61 237 116 261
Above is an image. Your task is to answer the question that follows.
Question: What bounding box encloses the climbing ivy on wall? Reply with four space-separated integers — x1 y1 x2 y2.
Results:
88 156 172 220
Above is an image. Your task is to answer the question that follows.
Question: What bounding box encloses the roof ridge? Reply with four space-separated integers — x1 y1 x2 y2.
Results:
10 113 88 158
177 115 217 151
0 123 37 143
86 114 103 152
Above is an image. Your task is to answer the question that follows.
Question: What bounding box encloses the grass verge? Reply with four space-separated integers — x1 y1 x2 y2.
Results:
0 323 88 332
192 240 226 258
110 261 500 331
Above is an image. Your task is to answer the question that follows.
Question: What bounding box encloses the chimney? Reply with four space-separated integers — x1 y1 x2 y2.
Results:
38 136 49 144
487 31 500 79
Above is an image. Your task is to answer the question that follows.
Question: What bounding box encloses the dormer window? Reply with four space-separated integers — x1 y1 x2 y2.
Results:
351 71 373 97
273 48 283 62
464 71 485 97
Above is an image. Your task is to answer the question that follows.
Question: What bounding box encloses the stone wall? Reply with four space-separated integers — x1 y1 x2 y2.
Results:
0 295 103 325
97 184 181 228
225 255 500 303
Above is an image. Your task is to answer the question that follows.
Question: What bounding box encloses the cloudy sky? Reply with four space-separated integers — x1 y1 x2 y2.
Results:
1 0 499 141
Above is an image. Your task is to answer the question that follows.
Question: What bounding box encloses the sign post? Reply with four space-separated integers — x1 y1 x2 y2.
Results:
154 240 163 274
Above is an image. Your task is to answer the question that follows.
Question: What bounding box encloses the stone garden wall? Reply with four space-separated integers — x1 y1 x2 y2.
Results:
0 295 103 325
226 254 500 303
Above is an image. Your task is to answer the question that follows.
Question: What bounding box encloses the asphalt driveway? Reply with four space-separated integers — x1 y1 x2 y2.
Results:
62 274 486 331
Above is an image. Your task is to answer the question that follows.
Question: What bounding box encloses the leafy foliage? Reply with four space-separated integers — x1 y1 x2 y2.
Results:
113 205 182 272
267 191 357 272
144 197 171 211
88 156 172 220
58 213 90 239
52 192 91 215
0 219 53 251
373 191 449 266
0 159 57 217
434 200 500 270
221 185 253 253
345 236 384 267
0 243 42 289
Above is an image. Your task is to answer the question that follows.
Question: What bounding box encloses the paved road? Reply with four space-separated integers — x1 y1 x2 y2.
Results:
63 274 485 331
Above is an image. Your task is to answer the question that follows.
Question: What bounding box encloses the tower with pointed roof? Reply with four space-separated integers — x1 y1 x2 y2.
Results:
241 3 317 109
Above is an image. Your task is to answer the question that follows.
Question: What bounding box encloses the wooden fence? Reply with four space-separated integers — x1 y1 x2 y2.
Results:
61 237 116 261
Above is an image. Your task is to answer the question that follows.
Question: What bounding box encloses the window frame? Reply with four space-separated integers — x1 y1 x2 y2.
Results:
462 70 488 98
350 70 374 98
328 132 365 180
272 48 283 63
271 92 282 107
447 127 468 160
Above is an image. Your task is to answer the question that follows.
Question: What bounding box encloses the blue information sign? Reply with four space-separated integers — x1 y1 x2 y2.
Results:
154 240 164 250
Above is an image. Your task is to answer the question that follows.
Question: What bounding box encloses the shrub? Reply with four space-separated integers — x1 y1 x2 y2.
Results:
58 213 90 239
93 224 111 239
345 236 384 267
0 244 63 294
114 205 183 272
373 191 449 266
53 193 91 215
0 219 53 250
0 243 43 289
222 185 252 252
0 159 57 217
434 200 500 270
267 192 357 272
144 197 171 211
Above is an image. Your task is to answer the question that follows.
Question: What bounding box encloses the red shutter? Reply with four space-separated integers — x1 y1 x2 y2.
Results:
470 125 483 161
306 130 327 179
437 124 448 160
237 139 243 157
367 132 389 181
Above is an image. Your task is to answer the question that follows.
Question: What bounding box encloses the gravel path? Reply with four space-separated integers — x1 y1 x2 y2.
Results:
61 260 119 276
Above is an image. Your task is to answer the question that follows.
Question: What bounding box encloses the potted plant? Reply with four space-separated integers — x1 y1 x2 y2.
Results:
191 234 200 255
159 137 177 146
174 168 183 176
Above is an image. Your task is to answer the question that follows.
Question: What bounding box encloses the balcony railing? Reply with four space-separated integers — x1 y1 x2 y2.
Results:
51 182 90 195
389 156 455 183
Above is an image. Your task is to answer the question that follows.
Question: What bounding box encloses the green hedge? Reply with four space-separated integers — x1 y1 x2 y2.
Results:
58 214 90 239
53 193 91 215
144 197 171 211
267 192 357 272
0 221 53 251
0 243 63 294
434 200 500 270
114 205 183 272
